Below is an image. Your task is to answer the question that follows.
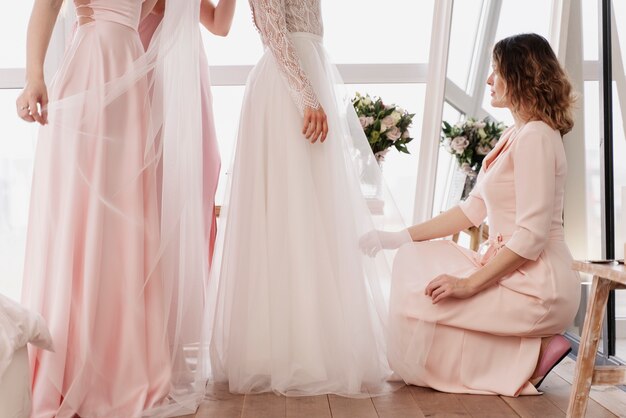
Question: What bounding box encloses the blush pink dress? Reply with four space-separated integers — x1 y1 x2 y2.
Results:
22 1 172 416
138 11 221 263
389 121 581 396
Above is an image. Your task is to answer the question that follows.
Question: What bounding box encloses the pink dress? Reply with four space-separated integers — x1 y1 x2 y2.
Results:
389 121 581 396
139 11 220 262
22 1 171 416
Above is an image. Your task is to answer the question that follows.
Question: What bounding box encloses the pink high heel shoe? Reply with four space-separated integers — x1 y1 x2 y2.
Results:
532 334 572 389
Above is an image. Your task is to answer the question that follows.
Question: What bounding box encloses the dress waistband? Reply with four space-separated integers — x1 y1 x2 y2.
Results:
288 32 324 43
76 4 140 31
478 229 564 265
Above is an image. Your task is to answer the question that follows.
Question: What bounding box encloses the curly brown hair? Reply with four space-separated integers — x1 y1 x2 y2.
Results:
493 33 575 135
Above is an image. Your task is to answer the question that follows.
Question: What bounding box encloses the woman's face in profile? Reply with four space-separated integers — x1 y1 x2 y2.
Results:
486 64 509 109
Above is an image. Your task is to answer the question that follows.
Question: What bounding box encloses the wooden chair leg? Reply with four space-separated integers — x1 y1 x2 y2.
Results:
469 227 480 252
567 276 613 417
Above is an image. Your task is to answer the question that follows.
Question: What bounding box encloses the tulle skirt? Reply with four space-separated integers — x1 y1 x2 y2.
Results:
139 11 221 264
208 33 409 397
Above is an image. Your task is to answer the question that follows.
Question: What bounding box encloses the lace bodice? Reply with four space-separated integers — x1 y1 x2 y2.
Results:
249 0 323 113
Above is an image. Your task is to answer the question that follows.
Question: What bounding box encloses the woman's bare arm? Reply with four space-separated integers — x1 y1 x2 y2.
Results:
200 0 236 36
16 0 63 124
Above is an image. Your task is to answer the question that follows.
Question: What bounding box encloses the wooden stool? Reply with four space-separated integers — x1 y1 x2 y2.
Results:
452 223 489 252
567 261 626 417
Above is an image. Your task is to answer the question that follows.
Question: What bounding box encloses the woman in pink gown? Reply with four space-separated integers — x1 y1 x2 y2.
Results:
138 0 235 263
367 33 580 396
17 1 209 416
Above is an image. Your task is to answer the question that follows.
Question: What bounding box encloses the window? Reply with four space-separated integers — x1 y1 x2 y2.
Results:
323 0 435 64
0 1 33 68
0 90 38 301
447 0 484 91
205 1 437 225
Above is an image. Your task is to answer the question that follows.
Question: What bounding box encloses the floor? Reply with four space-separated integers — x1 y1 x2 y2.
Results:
184 359 626 418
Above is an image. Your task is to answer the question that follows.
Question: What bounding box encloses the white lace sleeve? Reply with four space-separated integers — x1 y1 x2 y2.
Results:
251 0 320 114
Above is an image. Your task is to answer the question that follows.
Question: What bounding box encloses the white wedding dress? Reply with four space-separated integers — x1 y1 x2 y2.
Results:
207 0 409 397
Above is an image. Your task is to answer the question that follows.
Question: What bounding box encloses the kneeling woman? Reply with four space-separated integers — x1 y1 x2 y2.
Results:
385 34 579 396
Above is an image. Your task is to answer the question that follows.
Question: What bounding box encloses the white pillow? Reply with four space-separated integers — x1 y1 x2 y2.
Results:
0 293 53 383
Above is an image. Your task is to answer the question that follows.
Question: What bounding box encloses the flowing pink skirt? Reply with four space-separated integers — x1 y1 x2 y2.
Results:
389 240 580 396
22 21 171 418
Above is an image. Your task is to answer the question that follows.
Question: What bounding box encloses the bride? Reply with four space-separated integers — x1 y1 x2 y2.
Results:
208 0 409 396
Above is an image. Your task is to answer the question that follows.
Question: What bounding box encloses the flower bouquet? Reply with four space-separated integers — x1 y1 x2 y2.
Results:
352 93 415 164
441 117 506 198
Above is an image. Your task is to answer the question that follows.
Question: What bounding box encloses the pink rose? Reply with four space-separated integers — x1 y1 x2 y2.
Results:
381 115 397 132
375 149 390 163
475 144 491 155
386 126 402 142
450 136 469 154
359 116 374 129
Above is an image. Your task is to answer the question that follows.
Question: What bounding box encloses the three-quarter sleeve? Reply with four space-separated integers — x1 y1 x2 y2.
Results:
505 128 557 261
458 170 488 227
250 0 320 114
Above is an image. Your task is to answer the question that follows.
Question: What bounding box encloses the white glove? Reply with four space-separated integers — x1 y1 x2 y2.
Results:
359 229 410 257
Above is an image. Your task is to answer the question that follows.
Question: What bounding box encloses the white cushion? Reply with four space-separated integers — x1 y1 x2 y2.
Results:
0 293 53 384
0 346 31 418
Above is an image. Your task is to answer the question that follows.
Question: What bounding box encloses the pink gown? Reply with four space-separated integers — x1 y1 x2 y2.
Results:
22 1 171 416
389 121 581 396
139 11 220 262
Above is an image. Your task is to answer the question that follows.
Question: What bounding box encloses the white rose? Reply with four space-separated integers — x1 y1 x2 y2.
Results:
390 111 402 124
386 126 402 142
363 97 373 106
475 144 491 155
475 121 486 129
395 107 405 114
450 136 469 154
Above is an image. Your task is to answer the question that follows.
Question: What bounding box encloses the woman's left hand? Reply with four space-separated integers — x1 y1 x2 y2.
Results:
425 274 477 304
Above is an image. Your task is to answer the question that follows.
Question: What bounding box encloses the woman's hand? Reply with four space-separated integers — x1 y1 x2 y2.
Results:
425 274 477 304
303 106 328 144
16 78 48 125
